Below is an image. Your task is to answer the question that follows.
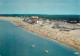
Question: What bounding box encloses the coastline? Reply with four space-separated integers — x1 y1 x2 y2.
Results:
0 16 80 50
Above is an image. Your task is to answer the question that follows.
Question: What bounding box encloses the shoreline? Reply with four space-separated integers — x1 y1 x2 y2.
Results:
0 16 80 50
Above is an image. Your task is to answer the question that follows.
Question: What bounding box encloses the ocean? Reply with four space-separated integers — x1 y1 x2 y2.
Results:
0 20 80 56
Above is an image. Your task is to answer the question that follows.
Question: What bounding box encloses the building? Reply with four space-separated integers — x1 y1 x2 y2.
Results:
32 16 39 18
36 18 43 24
30 18 43 24
23 16 43 24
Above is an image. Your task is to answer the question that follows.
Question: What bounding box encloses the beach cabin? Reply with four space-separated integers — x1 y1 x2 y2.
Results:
36 18 43 24
29 18 43 24
67 18 80 23
32 16 39 18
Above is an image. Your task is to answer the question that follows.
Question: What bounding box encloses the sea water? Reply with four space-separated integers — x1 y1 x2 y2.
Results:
0 20 80 56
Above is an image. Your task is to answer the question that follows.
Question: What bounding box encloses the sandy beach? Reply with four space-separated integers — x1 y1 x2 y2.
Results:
0 16 80 50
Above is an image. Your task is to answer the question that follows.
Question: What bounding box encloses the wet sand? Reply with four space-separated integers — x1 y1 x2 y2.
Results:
0 17 80 50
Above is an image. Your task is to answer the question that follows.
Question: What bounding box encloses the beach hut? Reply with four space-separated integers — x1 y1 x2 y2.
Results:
32 16 39 18
36 18 43 24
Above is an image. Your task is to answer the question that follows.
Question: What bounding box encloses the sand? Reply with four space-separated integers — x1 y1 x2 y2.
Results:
0 16 80 50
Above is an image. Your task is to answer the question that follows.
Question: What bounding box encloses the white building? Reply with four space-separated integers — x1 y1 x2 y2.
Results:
32 16 39 18
37 21 43 24
36 18 43 24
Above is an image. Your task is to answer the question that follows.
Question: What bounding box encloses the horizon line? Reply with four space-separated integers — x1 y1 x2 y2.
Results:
0 14 80 15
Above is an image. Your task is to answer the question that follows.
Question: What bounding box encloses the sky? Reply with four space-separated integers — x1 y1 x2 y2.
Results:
0 0 79 15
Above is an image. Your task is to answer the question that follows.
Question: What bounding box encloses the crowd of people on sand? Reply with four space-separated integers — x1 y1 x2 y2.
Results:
0 17 80 50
